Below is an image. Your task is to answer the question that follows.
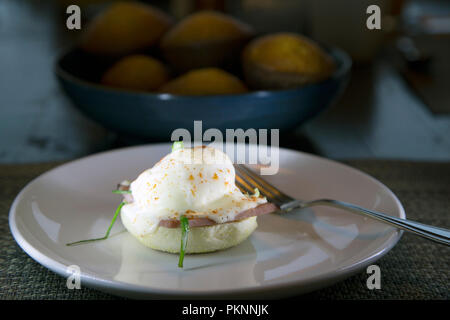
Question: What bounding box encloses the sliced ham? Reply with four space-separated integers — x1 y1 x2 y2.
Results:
159 202 279 228
117 182 134 203
116 182 279 228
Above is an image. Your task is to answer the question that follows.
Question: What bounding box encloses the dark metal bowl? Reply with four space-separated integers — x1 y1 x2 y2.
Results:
55 46 351 140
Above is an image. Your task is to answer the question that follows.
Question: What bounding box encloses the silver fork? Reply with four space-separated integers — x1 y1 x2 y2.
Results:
234 164 450 246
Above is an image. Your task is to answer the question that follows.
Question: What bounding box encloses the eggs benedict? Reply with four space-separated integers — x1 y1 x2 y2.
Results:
67 142 277 267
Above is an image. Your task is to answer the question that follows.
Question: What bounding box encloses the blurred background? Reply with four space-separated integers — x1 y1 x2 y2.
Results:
1 0 450 163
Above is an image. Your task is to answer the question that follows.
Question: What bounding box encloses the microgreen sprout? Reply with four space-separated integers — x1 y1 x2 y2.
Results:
112 190 131 194
172 141 184 152
66 201 126 246
178 215 190 268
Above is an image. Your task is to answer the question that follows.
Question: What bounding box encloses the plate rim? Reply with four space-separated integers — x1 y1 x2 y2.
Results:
9 143 405 298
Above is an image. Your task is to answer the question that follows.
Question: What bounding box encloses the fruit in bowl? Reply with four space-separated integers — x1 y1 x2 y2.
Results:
81 1 173 57
160 10 253 72
101 55 169 91
56 46 351 139
55 4 351 139
159 68 248 96
242 33 335 89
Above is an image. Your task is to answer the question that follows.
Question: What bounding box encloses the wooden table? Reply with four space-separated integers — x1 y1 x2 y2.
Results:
1 0 450 163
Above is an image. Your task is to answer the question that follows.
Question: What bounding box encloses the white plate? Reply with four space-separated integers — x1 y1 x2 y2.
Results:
9 144 404 299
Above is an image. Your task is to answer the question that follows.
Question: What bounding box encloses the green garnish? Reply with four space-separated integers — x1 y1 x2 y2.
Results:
253 188 260 197
172 141 184 152
66 201 126 246
178 215 190 268
112 189 131 194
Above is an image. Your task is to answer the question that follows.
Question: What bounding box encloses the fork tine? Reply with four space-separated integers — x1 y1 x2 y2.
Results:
235 174 255 195
235 164 293 202
235 165 275 199
236 173 275 203
235 166 283 206
234 165 292 207
235 182 248 195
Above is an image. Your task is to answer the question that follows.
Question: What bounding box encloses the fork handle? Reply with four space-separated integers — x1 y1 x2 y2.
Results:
284 199 450 246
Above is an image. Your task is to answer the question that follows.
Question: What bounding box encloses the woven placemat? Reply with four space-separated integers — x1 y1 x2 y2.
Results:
0 160 449 300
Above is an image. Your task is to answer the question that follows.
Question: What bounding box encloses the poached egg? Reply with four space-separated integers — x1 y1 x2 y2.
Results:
121 146 266 237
